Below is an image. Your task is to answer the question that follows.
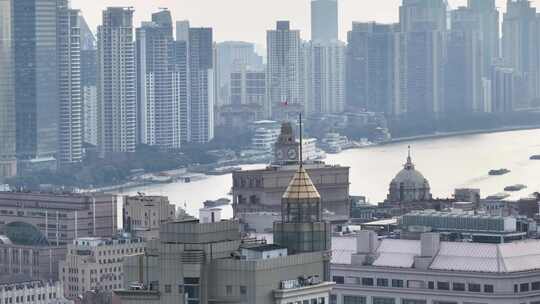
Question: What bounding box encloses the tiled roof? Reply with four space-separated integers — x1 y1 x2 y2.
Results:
282 166 321 201
332 237 540 273
373 240 421 268
430 242 502 272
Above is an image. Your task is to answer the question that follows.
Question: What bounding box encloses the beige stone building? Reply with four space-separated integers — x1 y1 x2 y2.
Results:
0 192 117 244
123 195 177 239
233 122 350 232
0 192 117 281
115 163 335 304
0 274 73 304
59 236 145 300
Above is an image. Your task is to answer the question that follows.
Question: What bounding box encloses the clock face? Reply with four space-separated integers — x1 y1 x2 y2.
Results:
276 150 284 160
287 148 297 160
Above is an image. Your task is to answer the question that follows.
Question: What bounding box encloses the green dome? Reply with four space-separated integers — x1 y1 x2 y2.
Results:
1 222 49 246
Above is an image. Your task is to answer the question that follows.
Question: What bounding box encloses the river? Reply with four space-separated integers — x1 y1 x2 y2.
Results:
115 129 540 221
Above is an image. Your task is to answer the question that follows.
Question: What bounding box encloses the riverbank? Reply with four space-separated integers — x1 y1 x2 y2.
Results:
384 124 540 145
82 124 540 194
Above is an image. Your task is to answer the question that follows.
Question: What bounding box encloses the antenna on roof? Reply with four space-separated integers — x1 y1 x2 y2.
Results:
299 113 303 168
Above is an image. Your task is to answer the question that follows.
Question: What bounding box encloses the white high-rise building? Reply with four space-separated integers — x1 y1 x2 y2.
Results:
311 0 338 43
502 0 539 109
57 5 83 164
137 10 182 149
97 7 137 156
266 21 303 120
216 41 263 106
175 20 190 41
83 86 98 146
310 41 346 114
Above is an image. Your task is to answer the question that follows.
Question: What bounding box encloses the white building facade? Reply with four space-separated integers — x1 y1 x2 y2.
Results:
0 275 72 304
97 7 137 156
59 236 145 300
57 6 83 164
266 21 303 119
310 41 346 114
332 231 540 304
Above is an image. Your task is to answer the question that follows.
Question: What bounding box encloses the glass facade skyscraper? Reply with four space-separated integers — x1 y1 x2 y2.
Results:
311 0 338 43
0 0 17 179
14 0 60 162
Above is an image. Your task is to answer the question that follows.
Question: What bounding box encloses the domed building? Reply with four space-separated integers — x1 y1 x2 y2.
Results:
387 149 432 203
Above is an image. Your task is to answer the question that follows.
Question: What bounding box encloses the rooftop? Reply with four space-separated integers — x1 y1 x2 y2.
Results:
405 210 512 220
332 237 540 273
243 244 287 252
0 274 36 285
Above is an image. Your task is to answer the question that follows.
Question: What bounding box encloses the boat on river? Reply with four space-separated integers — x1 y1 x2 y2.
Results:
489 168 510 176
504 184 527 192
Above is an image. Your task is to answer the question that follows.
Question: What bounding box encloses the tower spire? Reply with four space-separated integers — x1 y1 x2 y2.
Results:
405 145 414 169
299 113 303 167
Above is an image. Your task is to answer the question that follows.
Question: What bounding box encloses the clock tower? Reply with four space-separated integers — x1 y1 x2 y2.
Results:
273 122 300 165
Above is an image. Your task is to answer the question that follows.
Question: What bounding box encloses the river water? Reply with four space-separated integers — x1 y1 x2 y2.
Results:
115 129 540 220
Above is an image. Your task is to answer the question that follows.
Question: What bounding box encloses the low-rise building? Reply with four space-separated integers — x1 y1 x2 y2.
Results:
0 191 117 244
331 231 540 304
115 162 335 304
0 274 72 304
0 192 117 281
116 219 332 304
123 194 177 239
59 236 145 300
399 210 527 243
233 122 350 231
0 233 66 281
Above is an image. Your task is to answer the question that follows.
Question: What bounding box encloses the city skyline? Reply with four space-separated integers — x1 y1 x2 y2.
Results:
72 0 538 46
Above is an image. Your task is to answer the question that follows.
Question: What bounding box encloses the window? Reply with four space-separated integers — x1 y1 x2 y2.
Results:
372 297 395 304
402 300 427 304
437 282 450 290
468 283 481 292
377 278 389 287
361 277 374 286
514 284 518 293
407 280 424 289
184 277 200 304
164 285 171 293
391 279 403 288
226 285 232 296
452 282 465 291
240 285 247 296
520 283 529 292
533 282 540 291
345 277 360 284
318 297 325 304
428 281 435 289
332 276 344 284
330 295 337 304
484 284 494 293
343 296 366 304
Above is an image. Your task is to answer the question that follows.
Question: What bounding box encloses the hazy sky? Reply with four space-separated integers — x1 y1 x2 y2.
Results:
72 0 540 46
